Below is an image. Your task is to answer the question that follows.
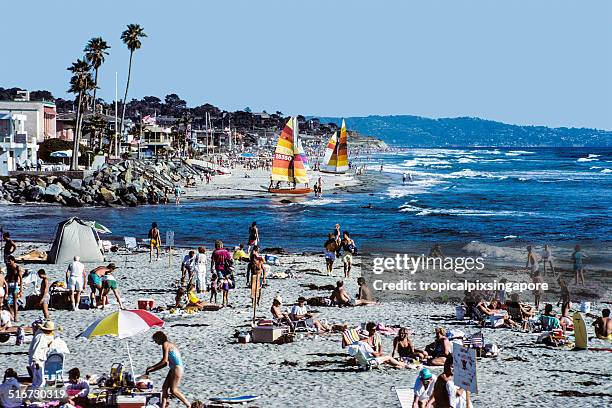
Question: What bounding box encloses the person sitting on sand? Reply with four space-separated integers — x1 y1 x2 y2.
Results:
323 233 340 276
175 286 186 309
0 368 22 408
65 367 90 407
290 297 329 332
393 327 428 363
356 277 377 305
540 304 561 331
100 264 124 310
146 331 190 408
330 281 352 307
353 322 405 369
412 368 436 408
592 308 612 340
425 355 468 408
186 284 207 310
508 293 536 319
0 303 13 331
425 328 451 366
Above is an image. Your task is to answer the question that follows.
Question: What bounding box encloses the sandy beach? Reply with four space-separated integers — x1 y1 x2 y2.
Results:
2 241 611 407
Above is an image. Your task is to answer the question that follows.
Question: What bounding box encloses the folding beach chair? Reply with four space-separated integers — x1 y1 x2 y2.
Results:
124 237 138 253
354 348 380 370
44 352 65 384
341 328 361 348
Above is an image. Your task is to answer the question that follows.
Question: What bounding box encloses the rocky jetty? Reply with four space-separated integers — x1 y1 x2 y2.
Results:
0 160 203 207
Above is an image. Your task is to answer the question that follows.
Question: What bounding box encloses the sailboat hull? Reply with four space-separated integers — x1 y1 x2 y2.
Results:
266 187 313 195
319 169 347 175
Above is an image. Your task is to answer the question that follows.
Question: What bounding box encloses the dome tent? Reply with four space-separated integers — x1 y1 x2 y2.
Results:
48 217 104 264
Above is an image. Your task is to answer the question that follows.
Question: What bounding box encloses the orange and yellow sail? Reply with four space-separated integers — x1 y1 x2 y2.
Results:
271 117 309 184
321 119 349 173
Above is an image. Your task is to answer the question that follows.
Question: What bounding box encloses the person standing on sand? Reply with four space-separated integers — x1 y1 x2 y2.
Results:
541 244 555 276
525 245 540 276
174 184 183 205
323 233 340 276
2 233 16 264
247 222 259 253
180 250 197 286
195 247 207 293
572 244 587 285
100 264 124 310
148 222 162 262
340 231 356 278
66 256 86 311
37 270 50 320
0 270 8 310
146 331 190 408
210 240 232 279
5 257 22 322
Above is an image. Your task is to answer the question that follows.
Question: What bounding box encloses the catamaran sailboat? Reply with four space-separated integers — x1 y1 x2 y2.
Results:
320 119 349 174
267 117 313 195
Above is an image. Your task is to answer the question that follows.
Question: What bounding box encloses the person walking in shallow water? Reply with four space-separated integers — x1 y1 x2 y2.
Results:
572 244 587 286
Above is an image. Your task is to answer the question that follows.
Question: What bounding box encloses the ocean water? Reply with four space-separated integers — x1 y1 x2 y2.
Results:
1 147 610 252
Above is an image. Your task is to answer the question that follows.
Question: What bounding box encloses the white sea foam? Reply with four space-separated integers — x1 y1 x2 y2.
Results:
503 235 518 240
577 157 599 162
447 169 508 180
399 203 534 217
463 241 525 262
601 169 612 174
457 158 475 163
386 178 447 198
300 198 345 206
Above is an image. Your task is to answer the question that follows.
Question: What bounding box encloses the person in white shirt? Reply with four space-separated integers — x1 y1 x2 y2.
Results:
541 244 555 276
0 368 22 408
181 250 197 286
289 297 330 333
66 256 86 311
413 368 437 407
28 321 55 388
195 247 207 293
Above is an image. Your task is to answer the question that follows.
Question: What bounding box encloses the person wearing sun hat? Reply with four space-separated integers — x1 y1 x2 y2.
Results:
28 320 55 388
412 368 437 407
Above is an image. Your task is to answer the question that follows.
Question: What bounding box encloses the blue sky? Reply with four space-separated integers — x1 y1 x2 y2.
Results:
1 0 610 129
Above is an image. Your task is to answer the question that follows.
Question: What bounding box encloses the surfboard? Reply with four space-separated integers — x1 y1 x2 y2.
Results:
394 387 412 408
209 395 260 404
572 311 588 350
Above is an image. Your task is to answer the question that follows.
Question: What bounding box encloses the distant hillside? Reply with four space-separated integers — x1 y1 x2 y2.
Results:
312 115 612 147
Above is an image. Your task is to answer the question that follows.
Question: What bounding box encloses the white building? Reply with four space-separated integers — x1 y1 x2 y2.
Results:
0 112 38 175
0 99 57 143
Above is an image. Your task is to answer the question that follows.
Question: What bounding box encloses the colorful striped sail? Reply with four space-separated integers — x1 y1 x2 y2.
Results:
271 117 309 184
321 119 349 173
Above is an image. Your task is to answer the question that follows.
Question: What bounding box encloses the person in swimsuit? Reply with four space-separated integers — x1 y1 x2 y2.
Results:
323 233 340 276
329 280 352 306
541 244 556 276
426 328 451 366
146 331 190 408
4 257 22 322
88 266 107 307
572 244 587 285
37 269 50 320
393 327 428 362
247 222 259 254
148 222 162 262
100 264 124 310
0 270 8 309
592 309 612 340
340 231 356 278
2 233 16 265
525 245 540 276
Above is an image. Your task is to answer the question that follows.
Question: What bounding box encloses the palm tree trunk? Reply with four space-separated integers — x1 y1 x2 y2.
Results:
71 91 84 170
92 67 99 113
119 50 133 143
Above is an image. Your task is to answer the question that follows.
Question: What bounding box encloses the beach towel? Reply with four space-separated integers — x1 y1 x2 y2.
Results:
342 328 361 348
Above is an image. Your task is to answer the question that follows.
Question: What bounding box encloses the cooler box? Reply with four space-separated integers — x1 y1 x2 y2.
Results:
252 326 284 343
116 395 147 408
137 299 155 310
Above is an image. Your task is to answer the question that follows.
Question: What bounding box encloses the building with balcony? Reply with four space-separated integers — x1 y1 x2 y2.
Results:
140 124 173 157
0 99 56 142
0 112 38 175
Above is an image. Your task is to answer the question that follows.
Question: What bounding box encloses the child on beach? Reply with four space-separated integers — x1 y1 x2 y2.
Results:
221 275 231 307
209 273 218 304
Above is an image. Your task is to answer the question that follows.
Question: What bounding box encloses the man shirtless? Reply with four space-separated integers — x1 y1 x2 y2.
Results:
3 233 16 264
593 309 612 340
5 256 22 322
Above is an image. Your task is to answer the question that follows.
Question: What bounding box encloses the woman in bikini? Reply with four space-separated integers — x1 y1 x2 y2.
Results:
392 327 428 362
148 222 162 262
146 331 190 408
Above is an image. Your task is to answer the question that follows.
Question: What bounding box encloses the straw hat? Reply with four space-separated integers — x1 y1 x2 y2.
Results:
41 321 55 332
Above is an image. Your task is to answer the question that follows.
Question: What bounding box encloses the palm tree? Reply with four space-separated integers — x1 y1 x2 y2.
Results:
67 59 94 170
84 37 110 113
119 24 147 141
83 115 108 152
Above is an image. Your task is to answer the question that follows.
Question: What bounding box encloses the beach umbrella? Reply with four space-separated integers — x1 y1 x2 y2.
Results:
77 309 165 375
87 220 112 234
